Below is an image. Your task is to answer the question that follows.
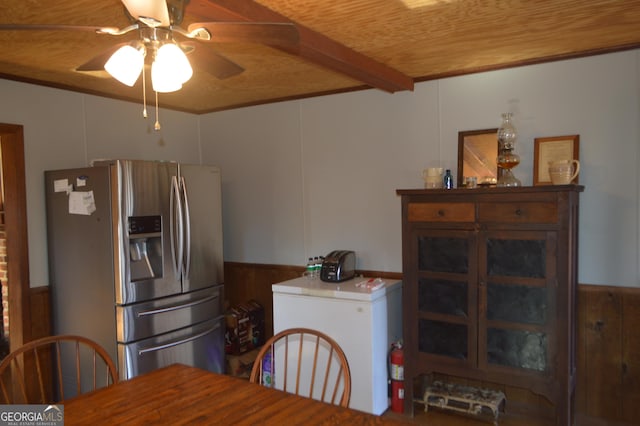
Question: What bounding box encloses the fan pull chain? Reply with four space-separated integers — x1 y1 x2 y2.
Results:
154 91 161 131
142 66 148 118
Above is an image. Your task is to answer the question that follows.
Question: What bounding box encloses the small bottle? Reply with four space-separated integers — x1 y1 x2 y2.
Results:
443 169 454 189
305 257 314 279
317 256 325 278
313 256 321 278
262 349 274 387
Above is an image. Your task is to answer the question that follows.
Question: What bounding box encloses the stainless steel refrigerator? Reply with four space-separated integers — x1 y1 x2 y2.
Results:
45 160 225 388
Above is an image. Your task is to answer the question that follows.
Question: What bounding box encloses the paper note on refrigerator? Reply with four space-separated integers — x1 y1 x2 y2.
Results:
53 178 72 193
68 190 96 215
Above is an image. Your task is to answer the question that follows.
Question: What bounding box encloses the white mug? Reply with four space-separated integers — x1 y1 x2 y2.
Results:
548 159 580 185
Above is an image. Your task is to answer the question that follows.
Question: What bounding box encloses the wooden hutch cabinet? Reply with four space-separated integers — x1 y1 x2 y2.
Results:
396 185 583 425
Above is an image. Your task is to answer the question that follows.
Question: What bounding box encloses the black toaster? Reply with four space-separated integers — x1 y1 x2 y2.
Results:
320 250 356 282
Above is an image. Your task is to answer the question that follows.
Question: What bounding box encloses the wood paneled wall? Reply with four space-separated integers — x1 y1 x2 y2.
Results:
28 264 639 424
577 285 640 423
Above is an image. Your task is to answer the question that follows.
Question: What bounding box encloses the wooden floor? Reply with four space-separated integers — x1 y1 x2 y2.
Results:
383 402 548 426
382 402 620 426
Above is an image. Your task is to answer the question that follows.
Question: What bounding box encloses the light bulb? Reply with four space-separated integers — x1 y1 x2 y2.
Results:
151 42 192 92
104 45 144 87
157 43 193 83
151 58 182 93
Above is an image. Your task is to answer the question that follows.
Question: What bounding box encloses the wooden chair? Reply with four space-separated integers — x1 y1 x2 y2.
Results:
0 334 118 403
249 327 351 407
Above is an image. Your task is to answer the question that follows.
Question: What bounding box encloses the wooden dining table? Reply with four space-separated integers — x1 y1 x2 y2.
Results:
62 363 414 425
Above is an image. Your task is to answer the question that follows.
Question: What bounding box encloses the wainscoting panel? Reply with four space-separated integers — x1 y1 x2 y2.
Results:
577 285 640 423
622 291 640 422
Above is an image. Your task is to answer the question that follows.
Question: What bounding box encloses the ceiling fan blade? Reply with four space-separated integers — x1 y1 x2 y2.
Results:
183 43 244 80
0 24 119 33
121 0 170 27
75 43 131 72
186 22 299 47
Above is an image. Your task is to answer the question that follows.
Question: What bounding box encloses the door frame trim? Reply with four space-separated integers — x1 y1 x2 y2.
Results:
0 123 32 350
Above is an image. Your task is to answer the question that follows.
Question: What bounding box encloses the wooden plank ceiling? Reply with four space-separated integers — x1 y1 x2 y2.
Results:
0 0 639 114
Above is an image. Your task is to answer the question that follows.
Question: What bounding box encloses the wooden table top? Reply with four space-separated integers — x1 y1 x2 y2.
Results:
62 363 413 425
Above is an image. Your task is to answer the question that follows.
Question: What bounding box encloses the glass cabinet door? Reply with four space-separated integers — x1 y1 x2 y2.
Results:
478 230 554 373
415 230 477 364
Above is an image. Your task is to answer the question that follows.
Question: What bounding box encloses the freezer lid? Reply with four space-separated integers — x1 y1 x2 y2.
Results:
271 276 402 301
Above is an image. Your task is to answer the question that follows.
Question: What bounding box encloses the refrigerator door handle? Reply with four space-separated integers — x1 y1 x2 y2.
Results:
181 176 191 280
170 176 184 279
123 160 134 217
136 294 219 317
137 322 221 355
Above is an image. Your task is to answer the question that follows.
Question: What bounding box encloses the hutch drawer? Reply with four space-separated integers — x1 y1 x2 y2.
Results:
408 202 475 223
477 201 558 224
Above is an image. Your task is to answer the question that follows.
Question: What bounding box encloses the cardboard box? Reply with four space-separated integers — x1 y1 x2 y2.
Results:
225 305 250 355
225 347 261 379
241 300 265 349
225 300 265 355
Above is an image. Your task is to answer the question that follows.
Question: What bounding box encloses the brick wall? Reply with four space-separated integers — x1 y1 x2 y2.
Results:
0 222 7 338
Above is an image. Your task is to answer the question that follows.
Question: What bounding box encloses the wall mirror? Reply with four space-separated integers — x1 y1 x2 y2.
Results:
457 128 498 187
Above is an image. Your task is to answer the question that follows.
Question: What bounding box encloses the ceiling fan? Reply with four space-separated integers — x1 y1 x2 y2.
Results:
0 0 299 82
0 0 299 127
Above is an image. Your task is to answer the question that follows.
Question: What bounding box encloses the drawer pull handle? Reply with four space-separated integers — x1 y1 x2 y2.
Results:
515 208 523 216
137 294 219 317
437 209 445 217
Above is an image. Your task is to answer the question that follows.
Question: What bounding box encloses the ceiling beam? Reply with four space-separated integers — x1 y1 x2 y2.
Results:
188 0 414 93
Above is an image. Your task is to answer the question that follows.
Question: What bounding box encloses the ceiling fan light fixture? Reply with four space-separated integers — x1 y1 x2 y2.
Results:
157 42 193 83
150 42 193 93
151 58 182 93
104 45 144 86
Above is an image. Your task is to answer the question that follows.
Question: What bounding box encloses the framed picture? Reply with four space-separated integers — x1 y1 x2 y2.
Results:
533 135 580 185
457 128 498 187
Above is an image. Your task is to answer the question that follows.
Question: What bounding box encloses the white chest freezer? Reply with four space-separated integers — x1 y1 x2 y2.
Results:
272 276 402 415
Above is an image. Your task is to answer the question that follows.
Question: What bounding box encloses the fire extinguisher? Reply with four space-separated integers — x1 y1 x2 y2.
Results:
389 341 404 413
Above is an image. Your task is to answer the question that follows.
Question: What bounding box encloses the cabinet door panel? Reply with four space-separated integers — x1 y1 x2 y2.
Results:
486 238 546 278
487 328 547 372
419 319 468 360
419 278 467 317
418 236 468 274
414 230 476 365
480 230 553 375
487 282 547 325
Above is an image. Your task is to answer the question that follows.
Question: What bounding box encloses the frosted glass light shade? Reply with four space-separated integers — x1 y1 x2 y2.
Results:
151 59 182 93
104 45 144 86
151 43 193 92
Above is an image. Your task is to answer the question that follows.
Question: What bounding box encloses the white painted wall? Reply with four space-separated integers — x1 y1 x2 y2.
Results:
1 49 638 288
205 51 639 287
